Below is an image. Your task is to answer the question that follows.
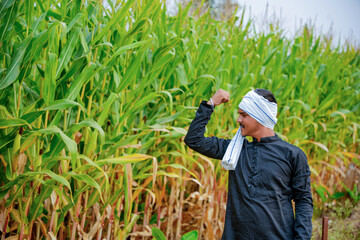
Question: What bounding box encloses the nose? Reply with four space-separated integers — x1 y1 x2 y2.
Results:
237 115 243 124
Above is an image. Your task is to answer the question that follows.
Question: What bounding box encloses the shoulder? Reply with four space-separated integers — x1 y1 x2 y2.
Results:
277 138 308 162
274 138 310 175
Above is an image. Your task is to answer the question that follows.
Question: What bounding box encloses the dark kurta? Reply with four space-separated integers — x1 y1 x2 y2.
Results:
184 101 313 240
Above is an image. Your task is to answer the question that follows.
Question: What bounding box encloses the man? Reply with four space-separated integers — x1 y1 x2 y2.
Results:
184 89 313 239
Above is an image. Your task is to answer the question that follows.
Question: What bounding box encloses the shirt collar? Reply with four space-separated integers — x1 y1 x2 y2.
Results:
252 134 280 143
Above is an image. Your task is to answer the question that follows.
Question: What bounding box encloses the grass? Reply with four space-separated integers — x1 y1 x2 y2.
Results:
312 200 360 240
0 0 359 239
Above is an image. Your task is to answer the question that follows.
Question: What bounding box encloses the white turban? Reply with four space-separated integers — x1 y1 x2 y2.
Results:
221 90 278 170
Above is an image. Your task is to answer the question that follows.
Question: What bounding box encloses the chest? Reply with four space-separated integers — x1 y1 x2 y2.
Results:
235 143 293 191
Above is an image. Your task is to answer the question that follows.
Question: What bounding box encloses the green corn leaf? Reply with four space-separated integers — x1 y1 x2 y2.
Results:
160 163 199 181
195 42 210 69
43 53 57 105
43 99 83 111
0 0 16 17
0 36 32 90
66 13 83 33
0 105 12 118
314 185 329 202
20 110 44 124
23 29 49 64
0 173 28 192
103 40 150 69
0 0 18 42
20 131 40 153
152 227 166 240
91 0 135 44
181 230 198 240
0 119 28 129
71 119 105 140
30 11 46 33
68 172 103 201
85 189 100 211
4 176 29 207
96 154 153 167
145 51 175 88
154 110 183 125
24 0 34 30
97 92 117 127
331 192 346 200
56 202 74 232
115 48 146 93
46 9 62 22
40 126 77 167
56 57 86 85
118 92 159 124
41 156 70 169
79 31 89 53
65 63 97 101
155 171 182 178
76 154 109 191
263 46 279 66
28 185 53 222
42 169 71 191
55 27 81 79
0 129 17 151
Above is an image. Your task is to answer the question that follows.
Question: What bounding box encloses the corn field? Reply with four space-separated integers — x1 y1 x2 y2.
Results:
0 0 359 239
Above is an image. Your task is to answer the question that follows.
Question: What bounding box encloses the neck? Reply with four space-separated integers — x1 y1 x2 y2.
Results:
252 127 275 142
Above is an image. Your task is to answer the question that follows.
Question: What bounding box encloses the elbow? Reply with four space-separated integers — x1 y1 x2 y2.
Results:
184 133 197 150
184 133 192 147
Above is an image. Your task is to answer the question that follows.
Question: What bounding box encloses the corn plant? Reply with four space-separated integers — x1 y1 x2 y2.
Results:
0 0 359 239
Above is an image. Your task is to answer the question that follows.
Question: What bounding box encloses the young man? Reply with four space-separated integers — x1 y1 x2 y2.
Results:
184 89 313 239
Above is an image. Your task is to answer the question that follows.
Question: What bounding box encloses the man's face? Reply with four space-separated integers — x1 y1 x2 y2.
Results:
237 108 261 137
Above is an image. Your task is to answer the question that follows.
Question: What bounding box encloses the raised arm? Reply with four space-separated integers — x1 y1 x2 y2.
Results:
184 89 231 160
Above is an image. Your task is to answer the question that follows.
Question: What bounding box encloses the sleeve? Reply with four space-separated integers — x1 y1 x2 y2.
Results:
184 100 231 160
291 149 313 240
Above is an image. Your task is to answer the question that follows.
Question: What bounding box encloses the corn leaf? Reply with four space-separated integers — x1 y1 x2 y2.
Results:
0 119 28 129
0 36 32 90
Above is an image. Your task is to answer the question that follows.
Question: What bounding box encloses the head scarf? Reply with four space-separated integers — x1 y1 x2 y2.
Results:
221 90 278 170
239 90 277 129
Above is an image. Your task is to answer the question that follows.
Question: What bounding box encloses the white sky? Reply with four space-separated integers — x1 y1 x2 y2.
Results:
239 0 360 46
108 0 360 47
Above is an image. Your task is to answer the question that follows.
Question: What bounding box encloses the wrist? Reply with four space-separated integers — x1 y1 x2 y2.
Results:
207 98 215 109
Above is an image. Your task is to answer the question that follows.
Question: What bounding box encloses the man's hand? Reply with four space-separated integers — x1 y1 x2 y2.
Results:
208 89 230 106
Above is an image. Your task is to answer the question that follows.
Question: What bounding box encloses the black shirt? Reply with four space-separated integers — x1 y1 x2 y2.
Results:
184 101 313 240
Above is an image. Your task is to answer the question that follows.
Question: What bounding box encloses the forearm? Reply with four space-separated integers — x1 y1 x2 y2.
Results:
293 172 313 239
294 192 313 239
184 100 229 159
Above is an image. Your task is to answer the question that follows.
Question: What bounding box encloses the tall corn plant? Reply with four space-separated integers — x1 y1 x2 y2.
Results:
0 0 359 239
0 0 174 238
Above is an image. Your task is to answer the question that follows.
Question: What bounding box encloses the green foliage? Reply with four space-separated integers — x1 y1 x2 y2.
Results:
181 230 199 240
342 183 360 203
0 0 359 238
152 227 166 240
152 227 198 240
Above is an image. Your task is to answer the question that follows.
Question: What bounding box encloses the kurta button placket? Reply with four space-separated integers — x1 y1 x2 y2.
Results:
249 143 257 191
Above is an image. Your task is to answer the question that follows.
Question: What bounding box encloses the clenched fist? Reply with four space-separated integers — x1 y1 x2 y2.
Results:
208 89 230 106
